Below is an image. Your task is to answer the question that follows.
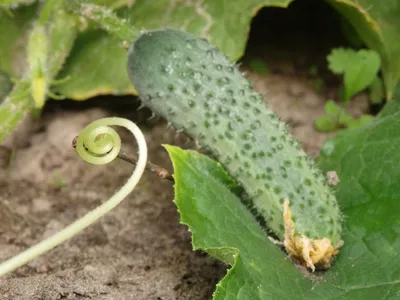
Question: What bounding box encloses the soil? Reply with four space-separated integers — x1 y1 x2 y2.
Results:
0 2 371 299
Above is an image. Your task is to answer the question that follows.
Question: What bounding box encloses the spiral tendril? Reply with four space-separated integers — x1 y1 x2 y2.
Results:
76 119 122 165
0 117 147 276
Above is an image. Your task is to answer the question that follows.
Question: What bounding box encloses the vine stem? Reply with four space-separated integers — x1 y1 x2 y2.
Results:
118 151 174 181
75 3 139 43
0 117 147 276
73 137 173 182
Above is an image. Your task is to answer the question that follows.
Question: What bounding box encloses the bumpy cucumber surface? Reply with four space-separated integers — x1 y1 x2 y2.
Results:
127 29 342 247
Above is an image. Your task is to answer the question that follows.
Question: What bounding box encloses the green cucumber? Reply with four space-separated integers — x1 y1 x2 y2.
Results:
127 29 342 269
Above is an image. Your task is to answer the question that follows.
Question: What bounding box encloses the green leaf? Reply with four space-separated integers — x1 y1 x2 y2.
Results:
337 113 354 127
319 109 400 297
165 145 317 300
324 100 342 116
167 134 400 298
54 30 136 100
122 0 293 61
344 50 380 101
327 48 359 74
346 114 375 128
317 99 376 131
315 114 337 132
315 100 360 132
327 0 400 99
327 48 381 102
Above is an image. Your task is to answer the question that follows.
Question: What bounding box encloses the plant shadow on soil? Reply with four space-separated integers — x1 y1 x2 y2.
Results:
0 1 370 299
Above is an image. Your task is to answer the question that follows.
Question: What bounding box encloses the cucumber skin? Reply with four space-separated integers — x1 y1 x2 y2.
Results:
127 29 342 244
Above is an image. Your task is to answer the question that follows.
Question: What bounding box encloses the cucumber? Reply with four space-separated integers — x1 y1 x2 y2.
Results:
127 29 343 270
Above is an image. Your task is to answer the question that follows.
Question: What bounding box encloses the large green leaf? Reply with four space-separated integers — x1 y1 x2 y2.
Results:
318 110 400 297
327 0 400 99
166 123 400 299
55 30 135 100
166 145 317 300
122 0 292 61
56 0 293 99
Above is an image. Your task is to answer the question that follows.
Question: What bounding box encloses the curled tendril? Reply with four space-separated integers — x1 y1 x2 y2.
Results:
0 117 147 276
76 119 122 165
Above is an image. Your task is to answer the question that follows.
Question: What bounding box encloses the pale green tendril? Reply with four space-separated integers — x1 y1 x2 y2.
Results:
0 117 147 276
